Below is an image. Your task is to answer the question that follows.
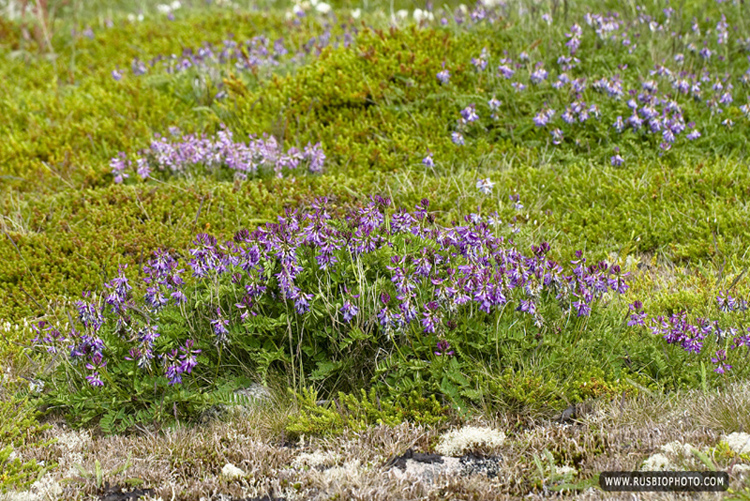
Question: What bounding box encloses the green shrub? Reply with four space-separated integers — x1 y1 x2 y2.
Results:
0 388 55 492
286 387 451 437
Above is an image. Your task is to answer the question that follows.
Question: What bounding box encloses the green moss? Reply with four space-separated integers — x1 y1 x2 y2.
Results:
0 387 55 492
286 387 451 438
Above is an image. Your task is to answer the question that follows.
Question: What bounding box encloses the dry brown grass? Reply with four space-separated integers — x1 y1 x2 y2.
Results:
4 380 750 501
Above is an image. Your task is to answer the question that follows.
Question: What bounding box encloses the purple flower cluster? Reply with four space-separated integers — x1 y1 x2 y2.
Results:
113 28 357 84
35 196 628 386
436 3 750 156
35 197 631 389
143 248 187 310
33 258 200 387
161 340 201 385
110 127 326 182
630 293 750 374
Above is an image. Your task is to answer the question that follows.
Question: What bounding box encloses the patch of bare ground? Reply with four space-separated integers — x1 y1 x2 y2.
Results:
5 380 750 500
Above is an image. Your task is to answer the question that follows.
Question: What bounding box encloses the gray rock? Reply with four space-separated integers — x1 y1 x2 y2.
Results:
385 448 502 484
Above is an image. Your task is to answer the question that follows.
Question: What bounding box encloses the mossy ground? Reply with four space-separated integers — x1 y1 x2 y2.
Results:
3 0 750 496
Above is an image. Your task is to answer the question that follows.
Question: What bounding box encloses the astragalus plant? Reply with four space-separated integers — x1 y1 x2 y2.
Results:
32 196 631 432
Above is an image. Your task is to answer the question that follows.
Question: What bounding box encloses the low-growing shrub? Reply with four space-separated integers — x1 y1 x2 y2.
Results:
0 387 55 492
285 387 451 437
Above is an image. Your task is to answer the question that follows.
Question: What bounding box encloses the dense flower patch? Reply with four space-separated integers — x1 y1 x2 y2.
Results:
32 197 631 427
630 293 750 374
112 26 356 86
431 1 750 162
109 127 326 182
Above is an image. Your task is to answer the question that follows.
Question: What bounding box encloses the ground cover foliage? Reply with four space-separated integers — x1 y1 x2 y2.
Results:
3 0 750 496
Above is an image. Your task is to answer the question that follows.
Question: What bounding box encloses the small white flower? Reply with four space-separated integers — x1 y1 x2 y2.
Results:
413 8 434 22
476 178 495 195
156 4 171 13
352 8 361 19
315 2 331 14
28 379 44 393
171 1 182 10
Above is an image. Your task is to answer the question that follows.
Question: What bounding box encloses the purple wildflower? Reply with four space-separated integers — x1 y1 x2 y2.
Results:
110 153 129 184
476 178 494 195
434 339 454 357
460 104 479 123
340 301 359 322
533 107 555 127
550 128 563 145
530 65 548 84
211 307 230 345
711 349 732 374
85 353 107 387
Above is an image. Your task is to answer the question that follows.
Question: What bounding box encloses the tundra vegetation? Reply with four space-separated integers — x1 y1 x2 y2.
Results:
2 0 750 498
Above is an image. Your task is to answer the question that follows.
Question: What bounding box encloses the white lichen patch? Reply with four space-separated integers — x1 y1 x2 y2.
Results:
55 429 91 452
661 441 694 457
641 441 704 471
724 432 750 455
640 452 672 471
320 459 365 484
292 450 341 469
555 465 577 478
733 464 750 476
0 474 62 501
434 426 506 457
60 451 86 478
221 463 246 479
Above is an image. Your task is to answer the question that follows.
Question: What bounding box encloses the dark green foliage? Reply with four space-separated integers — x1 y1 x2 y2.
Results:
0 390 55 492
285 387 451 437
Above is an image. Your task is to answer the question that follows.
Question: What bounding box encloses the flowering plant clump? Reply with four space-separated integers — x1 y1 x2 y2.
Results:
112 26 357 101
433 1 750 164
629 291 750 375
32 197 630 430
109 126 326 182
